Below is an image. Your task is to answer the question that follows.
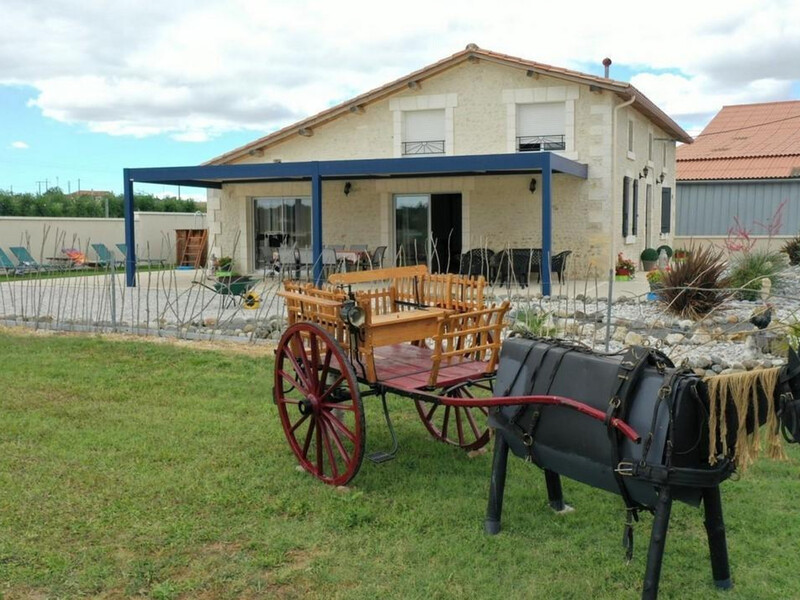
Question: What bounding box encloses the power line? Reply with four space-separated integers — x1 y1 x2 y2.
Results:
696 111 800 137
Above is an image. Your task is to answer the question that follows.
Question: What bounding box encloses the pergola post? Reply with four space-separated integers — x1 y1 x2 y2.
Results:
541 155 553 297
123 170 136 287
311 167 323 285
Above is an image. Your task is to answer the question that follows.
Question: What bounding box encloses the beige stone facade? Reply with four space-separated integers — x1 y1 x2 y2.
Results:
207 54 682 277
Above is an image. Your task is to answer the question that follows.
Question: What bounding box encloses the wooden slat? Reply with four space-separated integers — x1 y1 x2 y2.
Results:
370 308 447 327
328 264 427 285
277 290 343 307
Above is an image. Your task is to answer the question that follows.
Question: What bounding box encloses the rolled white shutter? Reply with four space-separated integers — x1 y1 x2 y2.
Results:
404 109 445 142
516 102 565 137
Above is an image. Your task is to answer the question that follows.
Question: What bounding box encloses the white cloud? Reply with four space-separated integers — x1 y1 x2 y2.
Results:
2 0 799 141
10 141 29 149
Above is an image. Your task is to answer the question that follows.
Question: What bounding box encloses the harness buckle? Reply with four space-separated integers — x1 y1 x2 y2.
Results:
615 462 634 476
609 396 621 409
658 385 672 399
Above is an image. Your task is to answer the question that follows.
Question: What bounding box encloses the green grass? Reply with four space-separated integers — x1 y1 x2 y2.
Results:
1 264 170 283
1 331 798 599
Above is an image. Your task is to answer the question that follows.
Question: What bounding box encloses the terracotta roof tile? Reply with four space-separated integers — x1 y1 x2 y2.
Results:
677 100 800 162
676 155 800 180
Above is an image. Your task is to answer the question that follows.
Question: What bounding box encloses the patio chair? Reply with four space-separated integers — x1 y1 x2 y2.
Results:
458 248 495 279
550 250 572 284
321 247 340 278
491 249 537 288
8 247 56 272
363 245 387 270
297 248 314 281
92 243 120 268
277 246 299 280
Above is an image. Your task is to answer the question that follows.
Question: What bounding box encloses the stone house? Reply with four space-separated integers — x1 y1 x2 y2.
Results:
126 45 690 288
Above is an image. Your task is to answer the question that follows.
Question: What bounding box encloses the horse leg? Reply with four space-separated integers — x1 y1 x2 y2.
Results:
544 469 568 512
642 486 673 600
703 486 733 590
485 434 510 535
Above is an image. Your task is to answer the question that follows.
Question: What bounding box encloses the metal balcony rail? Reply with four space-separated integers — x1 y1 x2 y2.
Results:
516 134 566 152
402 140 446 155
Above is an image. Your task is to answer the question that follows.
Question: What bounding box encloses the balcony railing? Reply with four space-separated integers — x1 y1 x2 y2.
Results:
402 140 445 155
516 134 566 152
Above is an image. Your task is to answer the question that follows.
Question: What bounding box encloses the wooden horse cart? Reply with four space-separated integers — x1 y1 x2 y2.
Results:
272 265 640 486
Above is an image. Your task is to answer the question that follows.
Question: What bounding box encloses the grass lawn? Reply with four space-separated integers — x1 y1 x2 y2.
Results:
1 330 798 599
1 265 169 284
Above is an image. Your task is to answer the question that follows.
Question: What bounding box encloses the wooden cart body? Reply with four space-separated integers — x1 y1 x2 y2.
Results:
273 265 639 487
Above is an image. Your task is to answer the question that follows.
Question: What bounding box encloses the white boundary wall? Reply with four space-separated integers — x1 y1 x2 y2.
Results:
0 212 206 263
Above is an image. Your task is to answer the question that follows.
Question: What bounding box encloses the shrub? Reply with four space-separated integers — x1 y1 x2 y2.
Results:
728 250 786 301
659 245 730 319
511 309 556 337
656 245 673 259
640 247 659 261
781 235 800 266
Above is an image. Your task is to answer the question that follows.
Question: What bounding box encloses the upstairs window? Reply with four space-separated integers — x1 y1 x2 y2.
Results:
516 102 565 152
402 109 445 155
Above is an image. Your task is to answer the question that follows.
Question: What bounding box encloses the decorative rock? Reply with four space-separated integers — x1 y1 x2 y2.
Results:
630 319 647 330
624 331 643 346
677 319 694 331
711 364 724 374
730 362 745 371
665 333 685 346
243 323 256 334
612 327 628 342
693 368 707 377
692 331 712 345
726 314 739 324
719 368 745 375
203 317 217 327
742 359 760 370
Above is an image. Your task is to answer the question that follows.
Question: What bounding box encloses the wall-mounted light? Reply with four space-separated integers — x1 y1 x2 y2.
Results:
657 173 666 184
529 178 537 194
343 182 352 196
639 166 650 179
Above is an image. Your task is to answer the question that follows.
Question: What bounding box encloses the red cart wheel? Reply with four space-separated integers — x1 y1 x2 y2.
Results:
274 322 365 486
414 380 492 451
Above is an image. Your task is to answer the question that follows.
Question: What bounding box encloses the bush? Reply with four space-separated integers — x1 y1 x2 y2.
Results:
640 247 658 261
659 245 730 319
656 245 673 259
781 236 800 266
728 250 785 301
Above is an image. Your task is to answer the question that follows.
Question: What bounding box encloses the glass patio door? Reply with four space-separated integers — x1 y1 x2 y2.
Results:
395 194 429 266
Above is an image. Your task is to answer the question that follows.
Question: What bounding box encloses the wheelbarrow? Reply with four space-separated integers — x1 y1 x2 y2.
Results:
194 276 259 308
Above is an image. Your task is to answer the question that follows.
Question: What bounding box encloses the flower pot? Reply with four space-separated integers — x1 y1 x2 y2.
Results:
642 260 657 272
615 274 632 281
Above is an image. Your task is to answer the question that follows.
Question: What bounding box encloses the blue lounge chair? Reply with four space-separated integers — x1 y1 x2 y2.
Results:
91 243 120 268
9 246 56 272
0 247 25 275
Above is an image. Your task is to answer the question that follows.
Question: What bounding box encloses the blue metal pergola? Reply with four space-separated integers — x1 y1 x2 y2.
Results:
123 152 587 296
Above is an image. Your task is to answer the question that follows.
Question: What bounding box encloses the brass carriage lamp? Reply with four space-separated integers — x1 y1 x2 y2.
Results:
340 299 366 329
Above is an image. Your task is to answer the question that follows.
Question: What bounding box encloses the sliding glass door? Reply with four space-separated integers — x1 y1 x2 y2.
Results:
395 194 429 266
394 193 461 272
254 196 311 268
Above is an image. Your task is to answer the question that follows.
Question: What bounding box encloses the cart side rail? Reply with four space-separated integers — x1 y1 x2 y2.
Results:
428 301 510 386
278 285 348 344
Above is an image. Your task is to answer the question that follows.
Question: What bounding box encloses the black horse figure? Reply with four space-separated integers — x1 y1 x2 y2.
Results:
485 337 800 600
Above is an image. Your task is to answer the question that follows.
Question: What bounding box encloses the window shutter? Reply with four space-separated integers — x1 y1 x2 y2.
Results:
517 103 565 137
632 180 639 236
622 176 630 237
404 110 445 142
661 187 672 233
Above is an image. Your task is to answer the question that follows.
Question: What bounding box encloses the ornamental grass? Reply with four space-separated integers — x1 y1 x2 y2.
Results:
659 245 731 319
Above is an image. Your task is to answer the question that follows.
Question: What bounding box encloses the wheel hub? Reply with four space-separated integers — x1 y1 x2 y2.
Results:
298 397 317 416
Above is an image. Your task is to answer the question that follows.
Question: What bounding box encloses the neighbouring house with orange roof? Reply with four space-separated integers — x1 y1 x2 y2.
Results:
124 45 690 290
676 100 800 247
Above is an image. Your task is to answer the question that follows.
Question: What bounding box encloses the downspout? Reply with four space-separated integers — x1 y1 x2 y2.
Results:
610 92 636 273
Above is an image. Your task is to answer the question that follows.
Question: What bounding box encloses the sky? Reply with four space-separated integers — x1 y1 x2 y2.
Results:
1 0 799 198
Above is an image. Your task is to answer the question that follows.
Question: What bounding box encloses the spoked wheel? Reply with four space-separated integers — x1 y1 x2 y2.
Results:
274 322 365 486
414 378 493 451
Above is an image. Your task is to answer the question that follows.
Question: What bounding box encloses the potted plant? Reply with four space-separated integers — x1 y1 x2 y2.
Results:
615 253 635 280
656 245 673 260
641 247 659 271
215 256 236 278
646 267 669 291
673 248 692 262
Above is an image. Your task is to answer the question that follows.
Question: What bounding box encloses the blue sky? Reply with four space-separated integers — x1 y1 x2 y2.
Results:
2 0 798 198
